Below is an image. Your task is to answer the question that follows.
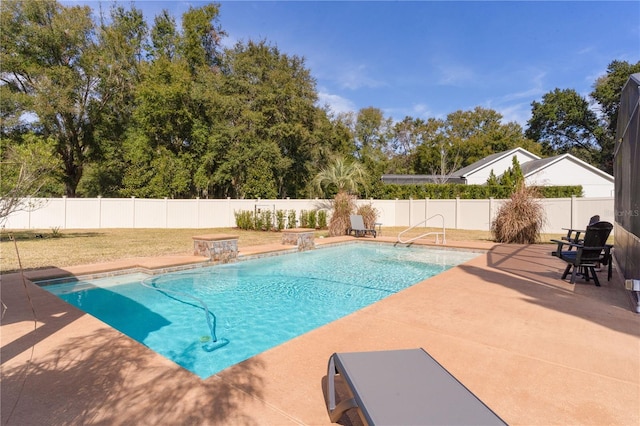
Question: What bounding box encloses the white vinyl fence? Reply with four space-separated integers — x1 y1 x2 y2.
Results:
2 196 615 234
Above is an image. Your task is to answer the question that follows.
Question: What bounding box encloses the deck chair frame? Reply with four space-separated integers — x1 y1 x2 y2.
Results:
348 215 377 238
326 348 506 425
551 221 613 286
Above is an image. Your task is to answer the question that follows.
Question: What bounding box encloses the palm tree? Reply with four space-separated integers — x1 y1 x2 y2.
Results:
312 157 368 197
312 158 369 236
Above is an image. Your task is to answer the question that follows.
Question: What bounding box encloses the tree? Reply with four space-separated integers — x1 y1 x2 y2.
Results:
312 157 368 198
81 4 148 196
499 156 525 191
525 88 600 165
387 117 425 174
0 136 60 223
413 107 538 178
352 107 393 182
180 4 225 73
486 169 499 186
199 40 321 199
525 61 640 174
590 60 640 172
1 0 106 196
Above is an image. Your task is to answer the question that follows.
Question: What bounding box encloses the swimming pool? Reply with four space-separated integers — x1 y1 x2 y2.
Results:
42 243 480 379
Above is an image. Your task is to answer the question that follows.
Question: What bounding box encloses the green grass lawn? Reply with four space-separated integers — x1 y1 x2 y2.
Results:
1 227 569 274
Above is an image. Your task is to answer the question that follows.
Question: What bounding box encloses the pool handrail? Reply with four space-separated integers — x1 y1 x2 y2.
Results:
397 214 446 244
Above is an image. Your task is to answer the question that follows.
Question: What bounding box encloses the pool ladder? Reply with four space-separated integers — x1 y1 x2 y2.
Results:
396 214 446 244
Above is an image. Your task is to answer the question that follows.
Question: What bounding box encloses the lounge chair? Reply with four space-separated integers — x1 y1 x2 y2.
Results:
551 221 613 286
326 348 506 425
348 215 377 238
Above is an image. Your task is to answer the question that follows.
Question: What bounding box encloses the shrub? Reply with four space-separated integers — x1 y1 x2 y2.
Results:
260 209 273 231
356 203 378 229
254 211 264 231
491 185 546 244
329 191 356 237
370 183 582 199
307 210 317 229
299 209 309 227
276 209 286 231
234 210 254 230
287 209 297 229
317 210 327 229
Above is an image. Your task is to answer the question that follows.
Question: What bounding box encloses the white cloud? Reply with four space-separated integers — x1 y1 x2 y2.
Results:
484 70 547 126
497 71 547 103
437 64 474 86
496 102 532 127
335 64 385 90
409 103 440 120
317 91 356 115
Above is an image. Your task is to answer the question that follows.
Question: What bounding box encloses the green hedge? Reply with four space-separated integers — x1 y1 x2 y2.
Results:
234 209 328 231
369 183 582 199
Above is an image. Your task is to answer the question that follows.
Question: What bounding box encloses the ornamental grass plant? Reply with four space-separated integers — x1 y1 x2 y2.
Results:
491 184 546 244
356 203 379 230
328 191 356 237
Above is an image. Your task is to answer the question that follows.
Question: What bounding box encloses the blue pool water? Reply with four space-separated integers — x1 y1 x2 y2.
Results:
42 243 480 378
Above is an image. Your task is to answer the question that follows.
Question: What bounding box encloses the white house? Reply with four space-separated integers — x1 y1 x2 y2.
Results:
520 153 614 197
381 147 614 197
451 147 540 185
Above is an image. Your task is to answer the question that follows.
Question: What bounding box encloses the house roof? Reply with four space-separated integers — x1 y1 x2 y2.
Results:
380 148 613 186
451 147 540 178
380 174 466 184
520 153 614 182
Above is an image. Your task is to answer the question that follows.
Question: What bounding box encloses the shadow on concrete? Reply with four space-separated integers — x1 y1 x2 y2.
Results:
1 331 266 425
465 243 640 336
1 273 267 425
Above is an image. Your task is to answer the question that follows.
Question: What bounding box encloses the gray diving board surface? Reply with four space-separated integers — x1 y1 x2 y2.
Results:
326 348 506 425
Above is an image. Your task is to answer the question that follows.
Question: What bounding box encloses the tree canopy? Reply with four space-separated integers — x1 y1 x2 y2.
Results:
1 0 635 200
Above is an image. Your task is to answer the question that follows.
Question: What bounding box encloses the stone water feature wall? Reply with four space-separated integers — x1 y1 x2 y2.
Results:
281 228 315 251
192 234 238 263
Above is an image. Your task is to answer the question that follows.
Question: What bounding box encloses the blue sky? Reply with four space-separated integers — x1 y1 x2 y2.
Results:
67 1 639 127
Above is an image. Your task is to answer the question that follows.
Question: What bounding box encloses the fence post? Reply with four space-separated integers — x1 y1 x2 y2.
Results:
164 197 169 228
571 195 577 229
196 197 200 228
489 197 494 230
409 198 413 226
131 196 136 228
63 196 67 229
425 197 429 228
98 196 102 229
455 197 460 229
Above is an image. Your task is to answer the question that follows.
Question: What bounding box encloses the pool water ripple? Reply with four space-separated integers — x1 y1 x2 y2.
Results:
42 243 480 378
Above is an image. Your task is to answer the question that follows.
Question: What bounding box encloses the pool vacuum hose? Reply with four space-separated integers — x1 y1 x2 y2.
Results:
141 275 229 352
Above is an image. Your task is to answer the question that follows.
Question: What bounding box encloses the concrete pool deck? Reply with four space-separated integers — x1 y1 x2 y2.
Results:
1 237 639 425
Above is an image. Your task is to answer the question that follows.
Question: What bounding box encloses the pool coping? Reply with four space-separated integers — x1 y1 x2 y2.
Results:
31 237 489 286
2 236 638 425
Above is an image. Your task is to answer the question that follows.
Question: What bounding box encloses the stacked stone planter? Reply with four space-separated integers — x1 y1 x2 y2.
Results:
192 234 239 263
281 228 315 251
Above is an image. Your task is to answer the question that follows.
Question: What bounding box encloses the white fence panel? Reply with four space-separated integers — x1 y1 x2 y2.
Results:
133 199 168 228
424 200 457 229
100 198 135 228
365 199 397 229
66 198 100 229
197 200 230 228
30 198 65 229
3 207 29 229
459 199 492 230
538 199 571 234
2 196 615 234
574 197 616 225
